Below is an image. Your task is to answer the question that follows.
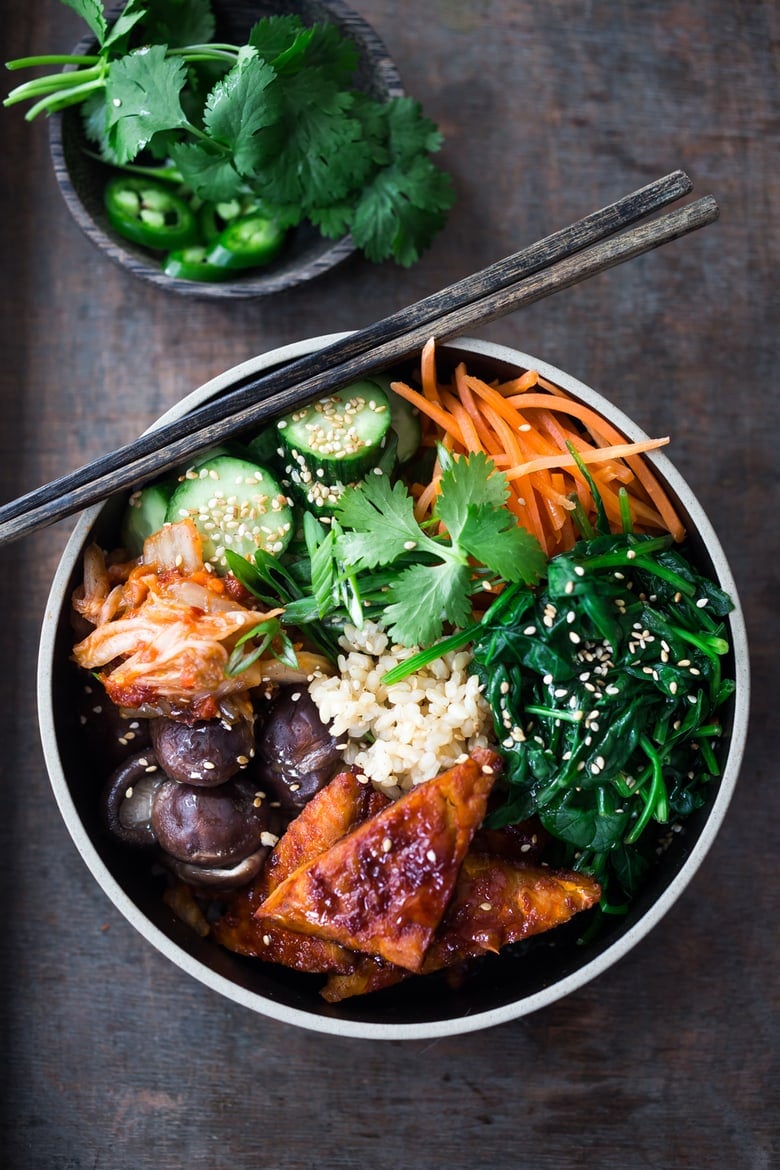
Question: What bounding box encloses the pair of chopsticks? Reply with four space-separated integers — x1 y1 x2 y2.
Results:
0 170 717 549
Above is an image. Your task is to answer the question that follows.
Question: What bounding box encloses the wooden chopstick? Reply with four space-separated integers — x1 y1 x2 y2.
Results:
0 182 718 548
0 172 690 527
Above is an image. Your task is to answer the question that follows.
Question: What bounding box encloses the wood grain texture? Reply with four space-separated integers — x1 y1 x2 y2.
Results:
0 1 777 1168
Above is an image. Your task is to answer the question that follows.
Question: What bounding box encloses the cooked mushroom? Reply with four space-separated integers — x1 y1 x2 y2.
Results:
164 847 270 891
256 687 342 811
150 775 273 869
150 716 255 786
100 750 164 848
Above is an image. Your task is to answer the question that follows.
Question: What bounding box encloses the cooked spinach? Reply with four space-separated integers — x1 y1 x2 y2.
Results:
470 530 735 907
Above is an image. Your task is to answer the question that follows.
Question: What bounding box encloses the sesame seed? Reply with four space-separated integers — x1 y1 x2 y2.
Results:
381 837 392 853
479 902 493 911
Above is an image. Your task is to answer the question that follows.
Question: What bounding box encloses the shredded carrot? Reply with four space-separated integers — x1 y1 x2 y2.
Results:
389 379 467 447
420 337 442 404
391 340 685 556
502 436 670 481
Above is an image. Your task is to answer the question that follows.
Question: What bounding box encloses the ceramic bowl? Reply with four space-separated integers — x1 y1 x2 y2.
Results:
37 335 750 1039
48 1 402 299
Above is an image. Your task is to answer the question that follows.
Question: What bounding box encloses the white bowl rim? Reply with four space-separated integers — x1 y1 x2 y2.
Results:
37 333 751 1040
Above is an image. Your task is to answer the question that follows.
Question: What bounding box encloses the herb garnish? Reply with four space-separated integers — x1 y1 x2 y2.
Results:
331 452 546 645
5 0 454 265
226 452 545 650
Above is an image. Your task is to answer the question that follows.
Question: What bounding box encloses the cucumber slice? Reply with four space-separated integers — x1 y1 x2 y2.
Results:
165 455 294 573
121 481 174 557
277 381 392 481
175 443 234 477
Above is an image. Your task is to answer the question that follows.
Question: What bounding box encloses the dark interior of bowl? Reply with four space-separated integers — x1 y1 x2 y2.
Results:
48 0 402 299
48 345 741 1027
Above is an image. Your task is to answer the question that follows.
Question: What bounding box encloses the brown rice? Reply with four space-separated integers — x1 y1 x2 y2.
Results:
308 621 494 798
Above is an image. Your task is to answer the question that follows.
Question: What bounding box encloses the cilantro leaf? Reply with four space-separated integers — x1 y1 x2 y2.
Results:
102 0 147 52
307 200 354 238
335 474 434 569
384 96 445 161
62 0 108 47
288 22 358 82
202 47 278 176
383 562 473 646
458 506 547 584
105 46 189 163
168 139 243 201
81 91 112 154
435 451 509 543
139 0 216 48
248 16 309 65
248 76 373 209
331 453 545 645
351 150 454 266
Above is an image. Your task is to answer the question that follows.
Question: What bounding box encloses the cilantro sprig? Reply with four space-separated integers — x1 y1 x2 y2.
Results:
330 451 546 646
225 451 545 652
4 0 454 266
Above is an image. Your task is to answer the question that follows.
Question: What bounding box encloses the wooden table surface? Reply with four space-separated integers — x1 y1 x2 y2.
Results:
1 1 777 1166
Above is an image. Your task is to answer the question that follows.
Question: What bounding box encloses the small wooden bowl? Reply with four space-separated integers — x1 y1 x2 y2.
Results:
49 0 403 299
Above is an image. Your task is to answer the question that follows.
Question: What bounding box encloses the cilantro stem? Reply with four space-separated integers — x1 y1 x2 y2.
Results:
24 77 104 119
4 63 104 106
169 46 241 64
6 54 102 69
